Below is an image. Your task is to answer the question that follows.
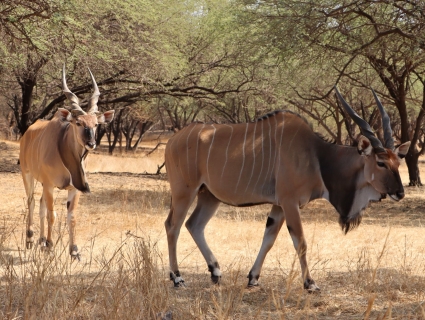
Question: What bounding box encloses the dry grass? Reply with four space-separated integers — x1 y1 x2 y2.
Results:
1 139 425 319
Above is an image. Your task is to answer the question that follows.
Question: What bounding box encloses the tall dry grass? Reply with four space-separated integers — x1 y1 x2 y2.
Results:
1 181 425 319
1 140 425 319
0 239 170 319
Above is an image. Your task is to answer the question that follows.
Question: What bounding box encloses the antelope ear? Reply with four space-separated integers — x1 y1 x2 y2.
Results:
395 141 411 159
56 108 72 121
97 110 115 124
357 135 373 156
71 109 86 118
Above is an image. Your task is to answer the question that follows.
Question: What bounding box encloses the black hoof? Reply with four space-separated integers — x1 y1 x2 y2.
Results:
307 285 321 293
38 237 47 246
71 253 81 261
304 279 320 293
247 282 259 289
173 279 185 288
170 271 185 287
211 275 221 285
39 238 47 251
247 272 259 287
70 245 80 261
39 238 53 252
46 239 53 249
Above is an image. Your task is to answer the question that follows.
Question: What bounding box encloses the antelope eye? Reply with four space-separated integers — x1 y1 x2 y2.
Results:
377 162 386 168
95 124 98 127
76 122 82 126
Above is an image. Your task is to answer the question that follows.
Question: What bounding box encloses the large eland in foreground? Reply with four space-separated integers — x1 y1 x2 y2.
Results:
20 66 114 259
164 87 410 291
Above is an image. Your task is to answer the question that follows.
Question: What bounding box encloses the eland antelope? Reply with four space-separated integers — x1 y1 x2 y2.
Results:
164 87 410 291
19 66 114 259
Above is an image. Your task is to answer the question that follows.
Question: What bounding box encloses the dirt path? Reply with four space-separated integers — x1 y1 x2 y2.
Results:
1 139 425 319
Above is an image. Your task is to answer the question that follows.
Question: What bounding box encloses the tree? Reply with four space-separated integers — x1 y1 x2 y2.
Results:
0 0 279 142
120 106 153 152
242 0 425 185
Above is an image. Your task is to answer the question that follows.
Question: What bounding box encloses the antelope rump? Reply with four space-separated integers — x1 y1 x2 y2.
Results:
164 87 410 291
19 66 115 260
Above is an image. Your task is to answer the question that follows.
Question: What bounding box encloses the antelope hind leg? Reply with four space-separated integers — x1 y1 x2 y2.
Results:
185 187 221 284
165 191 197 287
284 203 320 292
247 205 285 287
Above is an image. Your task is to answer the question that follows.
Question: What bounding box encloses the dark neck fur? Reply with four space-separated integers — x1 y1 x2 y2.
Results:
317 141 365 232
59 122 90 193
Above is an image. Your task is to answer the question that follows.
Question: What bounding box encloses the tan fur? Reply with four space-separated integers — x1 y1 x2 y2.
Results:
164 110 409 290
19 68 114 259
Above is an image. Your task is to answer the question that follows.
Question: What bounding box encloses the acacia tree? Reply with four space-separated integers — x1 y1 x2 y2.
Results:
120 106 153 152
243 0 425 185
1 0 279 143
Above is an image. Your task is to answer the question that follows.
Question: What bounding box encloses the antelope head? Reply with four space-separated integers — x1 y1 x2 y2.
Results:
58 65 115 151
335 87 411 201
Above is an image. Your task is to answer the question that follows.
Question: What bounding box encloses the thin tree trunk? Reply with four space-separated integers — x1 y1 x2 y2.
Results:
16 57 47 135
131 121 153 152
96 125 106 147
405 151 422 186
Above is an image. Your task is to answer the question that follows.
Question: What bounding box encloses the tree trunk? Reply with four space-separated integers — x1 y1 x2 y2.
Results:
16 57 47 135
405 150 422 186
124 130 131 151
18 77 36 134
108 130 120 154
107 108 123 154
96 125 106 146
131 121 153 152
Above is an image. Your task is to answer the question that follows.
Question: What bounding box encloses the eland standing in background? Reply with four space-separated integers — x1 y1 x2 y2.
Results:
19 66 115 260
164 86 410 291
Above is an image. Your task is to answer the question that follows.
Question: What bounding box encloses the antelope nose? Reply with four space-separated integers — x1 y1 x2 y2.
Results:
396 191 405 200
87 141 96 149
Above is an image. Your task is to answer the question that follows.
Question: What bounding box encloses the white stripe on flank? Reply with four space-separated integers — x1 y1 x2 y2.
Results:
274 115 285 202
170 136 177 168
206 125 216 183
252 120 264 194
261 118 273 190
220 125 234 181
186 124 198 182
195 124 205 181
269 115 278 180
32 123 49 175
235 123 249 192
245 121 257 193
175 131 186 179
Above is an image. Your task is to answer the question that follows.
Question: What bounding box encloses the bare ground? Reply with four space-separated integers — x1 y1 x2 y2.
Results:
1 139 425 319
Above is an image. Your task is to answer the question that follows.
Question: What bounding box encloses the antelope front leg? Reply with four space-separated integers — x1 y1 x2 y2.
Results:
67 189 81 260
26 193 35 249
43 186 56 250
38 196 47 248
284 203 320 292
22 172 35 249
248 205 285 287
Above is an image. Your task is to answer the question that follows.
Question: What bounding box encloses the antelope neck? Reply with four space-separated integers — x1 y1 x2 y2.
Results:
318 143 371 221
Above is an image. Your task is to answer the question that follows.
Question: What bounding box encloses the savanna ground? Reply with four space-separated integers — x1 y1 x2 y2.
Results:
0 138 425 319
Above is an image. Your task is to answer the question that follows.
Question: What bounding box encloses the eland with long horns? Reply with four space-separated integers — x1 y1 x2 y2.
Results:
164 86 410 291
19 66 115 259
